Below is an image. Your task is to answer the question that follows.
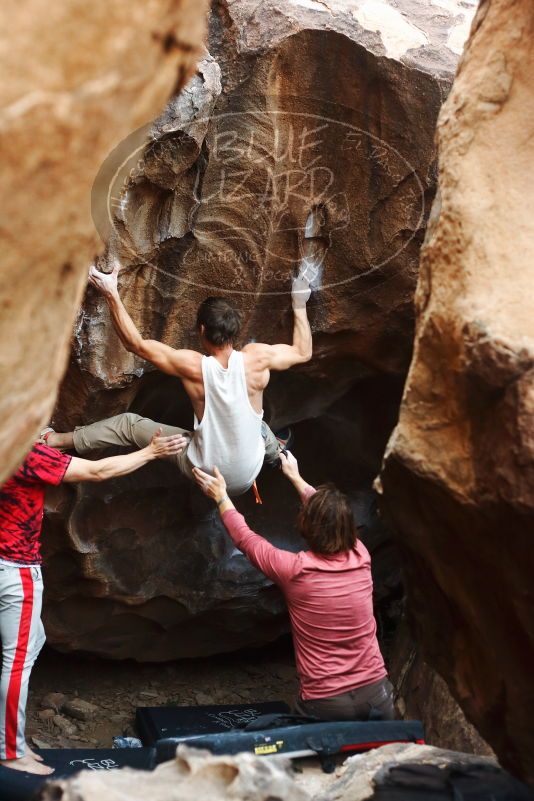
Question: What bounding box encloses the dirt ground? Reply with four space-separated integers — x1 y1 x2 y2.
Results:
27 639 300 750
27 639 344 794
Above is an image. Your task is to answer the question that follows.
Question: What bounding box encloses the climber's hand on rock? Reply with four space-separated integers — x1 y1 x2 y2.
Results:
193 465 227 503
148 429 189 459
89 259 120 297
279 450 300 481
291 273 311 310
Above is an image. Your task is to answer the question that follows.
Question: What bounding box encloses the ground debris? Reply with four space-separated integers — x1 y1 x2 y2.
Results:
41 692 66 711
62 698 99 722
27 646 298 750
53 715 78 737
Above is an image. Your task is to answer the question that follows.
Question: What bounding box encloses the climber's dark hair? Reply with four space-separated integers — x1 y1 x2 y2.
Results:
297 484 357 555
196 297 242 347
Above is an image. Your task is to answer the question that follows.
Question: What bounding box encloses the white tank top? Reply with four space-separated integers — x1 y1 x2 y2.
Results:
187 350 265 496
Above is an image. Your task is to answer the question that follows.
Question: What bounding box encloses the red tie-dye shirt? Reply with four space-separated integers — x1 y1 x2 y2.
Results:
0 444 71 565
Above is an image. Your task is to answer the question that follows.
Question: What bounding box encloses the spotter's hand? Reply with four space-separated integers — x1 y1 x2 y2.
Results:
148 428 189 459
279 449 300 481
192 465 227 503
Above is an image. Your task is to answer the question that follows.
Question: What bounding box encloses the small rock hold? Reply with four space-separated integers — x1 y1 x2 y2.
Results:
31 736 52 749
110 712 130 724
38 709 56 721
194 691 215 705
41 692 66 711
53 715 78 737
62 698 99 722
273 665 296 682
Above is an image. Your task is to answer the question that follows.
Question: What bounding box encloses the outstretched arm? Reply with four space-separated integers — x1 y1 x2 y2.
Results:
89 263 199 379
279 451 316 502
63 430 187 483
245 275 312 371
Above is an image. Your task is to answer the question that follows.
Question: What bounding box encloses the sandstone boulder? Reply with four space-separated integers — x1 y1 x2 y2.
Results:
43 384 403 659
380 0 534 784
390 619 494 757
318 743 532 801
44 0 476 660
0 0 209 484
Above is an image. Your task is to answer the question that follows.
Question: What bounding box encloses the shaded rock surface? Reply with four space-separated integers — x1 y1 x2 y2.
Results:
0 0 209 484
390 619 494 757
380 0 534 785
45 378 404 659
46 0 475 660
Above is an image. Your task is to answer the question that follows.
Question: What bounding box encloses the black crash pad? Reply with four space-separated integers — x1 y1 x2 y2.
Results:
0 747 155 801
155 718 425 763
136 700 290 746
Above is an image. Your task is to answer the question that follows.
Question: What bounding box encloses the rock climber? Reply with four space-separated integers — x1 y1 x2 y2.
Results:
45 261 313 497
193 452 394 722
0 432 184 775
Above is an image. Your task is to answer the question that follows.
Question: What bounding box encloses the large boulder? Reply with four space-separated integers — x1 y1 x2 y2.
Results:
44 381 404 659
44 0 477 659
381 0 534 784
0 0 209 484
390 619 494 757
318 743 533 801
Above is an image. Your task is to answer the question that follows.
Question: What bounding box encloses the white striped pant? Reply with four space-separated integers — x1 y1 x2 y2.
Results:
0 563 45 759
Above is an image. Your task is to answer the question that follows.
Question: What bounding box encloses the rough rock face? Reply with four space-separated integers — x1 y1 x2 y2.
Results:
44 0 476 659
380 0 534 785
390 619 494 757
44 381 404 660
0 0 209 484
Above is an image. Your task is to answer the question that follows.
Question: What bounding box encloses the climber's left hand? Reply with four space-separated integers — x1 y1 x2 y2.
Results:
89 259 120 297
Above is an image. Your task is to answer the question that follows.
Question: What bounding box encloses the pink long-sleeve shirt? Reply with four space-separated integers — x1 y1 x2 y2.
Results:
221 487 386 700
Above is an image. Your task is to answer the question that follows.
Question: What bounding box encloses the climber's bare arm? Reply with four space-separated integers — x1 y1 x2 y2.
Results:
89 264 201 380
244 278 312 371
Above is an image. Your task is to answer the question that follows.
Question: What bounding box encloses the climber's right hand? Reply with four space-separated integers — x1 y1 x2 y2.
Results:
89 259 120 297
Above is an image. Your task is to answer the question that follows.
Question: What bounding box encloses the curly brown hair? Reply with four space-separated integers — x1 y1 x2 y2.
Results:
297 484 357 555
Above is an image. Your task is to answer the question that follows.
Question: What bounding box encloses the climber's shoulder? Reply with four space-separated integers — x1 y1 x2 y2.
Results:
147 344 203 381
171 348 203 379
242 342 273 368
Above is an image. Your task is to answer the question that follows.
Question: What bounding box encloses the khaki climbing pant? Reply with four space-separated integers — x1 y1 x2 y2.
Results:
73 413 280 483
